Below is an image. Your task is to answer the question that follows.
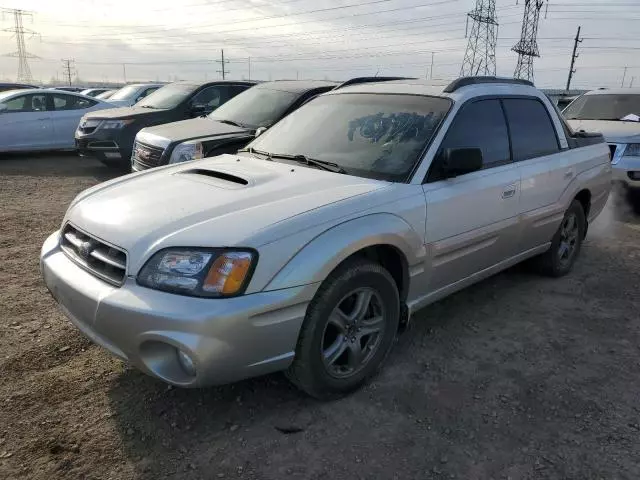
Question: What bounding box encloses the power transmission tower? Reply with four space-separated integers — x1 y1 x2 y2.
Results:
61 58 75 86
216 49 229 80
565 26 582 91
460 0 498 77
512 0 544 82
2 8 38 83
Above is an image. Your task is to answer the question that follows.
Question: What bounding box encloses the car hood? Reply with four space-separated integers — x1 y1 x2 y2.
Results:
83 106 167 120
567 119 640 143
64 155 387 272
141 117 250 144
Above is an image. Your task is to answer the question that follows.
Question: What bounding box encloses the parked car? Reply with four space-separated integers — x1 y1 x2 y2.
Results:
75 80 256 167
95 90 116 100
132 80 337 171
80 88 112 98
0 89 113 152
41 77 611 397
0 82 36 92
565 88 640 191
53 86 85 93
105 83 164 107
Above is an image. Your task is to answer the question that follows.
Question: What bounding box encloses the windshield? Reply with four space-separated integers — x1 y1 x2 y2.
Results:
136 84 195 109
0 90 20 102
246 93 451 182
563 94 640 121
209 87 299 128
109 85 141 101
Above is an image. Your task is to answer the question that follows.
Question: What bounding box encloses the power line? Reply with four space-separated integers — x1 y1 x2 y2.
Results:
461 0 498 76
1 8 38 83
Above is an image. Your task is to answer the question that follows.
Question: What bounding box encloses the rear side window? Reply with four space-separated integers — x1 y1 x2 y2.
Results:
503 98 560 161
53 93 97 110
438 99 510 169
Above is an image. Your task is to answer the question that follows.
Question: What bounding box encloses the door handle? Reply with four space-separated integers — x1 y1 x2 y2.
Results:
501 184 517 199
37 117 49 121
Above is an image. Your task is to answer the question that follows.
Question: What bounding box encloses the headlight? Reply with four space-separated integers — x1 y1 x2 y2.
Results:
169 141 204 164
101 119 134 129
137 248 256 297
622 143 640 157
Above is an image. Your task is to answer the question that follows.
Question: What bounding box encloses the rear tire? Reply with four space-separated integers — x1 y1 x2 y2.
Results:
531 200 586 277
286 258 400 398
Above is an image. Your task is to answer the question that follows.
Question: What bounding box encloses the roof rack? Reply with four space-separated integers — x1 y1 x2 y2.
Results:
443 76 534 93
334 76 416 90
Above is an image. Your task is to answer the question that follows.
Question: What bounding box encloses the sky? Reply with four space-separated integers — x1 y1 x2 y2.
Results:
0 0 639 89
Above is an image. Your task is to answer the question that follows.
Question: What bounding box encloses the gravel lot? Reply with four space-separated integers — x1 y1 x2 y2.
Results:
1 153 640 480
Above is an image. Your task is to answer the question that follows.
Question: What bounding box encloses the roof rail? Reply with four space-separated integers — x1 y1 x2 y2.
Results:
443 76 534 93
334 76 415 90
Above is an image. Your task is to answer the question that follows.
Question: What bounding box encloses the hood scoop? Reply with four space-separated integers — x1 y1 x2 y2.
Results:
178 168 249 189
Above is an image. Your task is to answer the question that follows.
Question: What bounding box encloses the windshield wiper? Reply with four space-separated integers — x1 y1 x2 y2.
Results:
238 147 273 160
217 119 247 128
268 153 347 174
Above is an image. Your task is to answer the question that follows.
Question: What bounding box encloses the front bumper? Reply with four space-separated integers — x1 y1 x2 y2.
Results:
613 157 640 189
40 231 317 387
75 128 133 164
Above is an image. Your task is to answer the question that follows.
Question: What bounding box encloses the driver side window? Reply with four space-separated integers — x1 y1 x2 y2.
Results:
191 86 225 109
429 99 510 182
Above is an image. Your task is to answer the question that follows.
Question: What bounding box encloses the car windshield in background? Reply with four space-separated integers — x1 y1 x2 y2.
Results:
108 85 140 101
209 87 298 128
563 94 640 121
136 84 195 109
246 93 451 182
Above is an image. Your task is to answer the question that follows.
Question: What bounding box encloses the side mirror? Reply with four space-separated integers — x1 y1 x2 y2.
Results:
254 126 268 138
190 104 207 116
441 147 483 178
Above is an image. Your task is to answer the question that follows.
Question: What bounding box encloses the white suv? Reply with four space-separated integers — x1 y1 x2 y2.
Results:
41 77 611 397
565 88 640 191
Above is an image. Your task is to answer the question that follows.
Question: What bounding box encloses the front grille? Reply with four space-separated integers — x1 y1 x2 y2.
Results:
608 144 617 161
78 126 97 135
132 141 165 169
60 224 127 286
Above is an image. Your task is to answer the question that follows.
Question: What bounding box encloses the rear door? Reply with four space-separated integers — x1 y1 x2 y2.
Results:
422 98 522 292
0 93 53 150
50 93 100 148
502 98 568 252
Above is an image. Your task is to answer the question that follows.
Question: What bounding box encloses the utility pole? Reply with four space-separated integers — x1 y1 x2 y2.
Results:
2 8 38 83
565 26 582 92
216 49 229 80
61 58 75 86
512 0 544 83
429 52 435 79
621 66 628 88
460 0 498 77
631 77 636 88
122 63 127 83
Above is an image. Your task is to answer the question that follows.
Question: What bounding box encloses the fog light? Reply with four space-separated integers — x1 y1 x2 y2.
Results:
176 349 196 377
628 171 640 181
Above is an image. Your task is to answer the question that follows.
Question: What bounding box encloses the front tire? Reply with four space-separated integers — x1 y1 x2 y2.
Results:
532 200 586 277
287 258 400 398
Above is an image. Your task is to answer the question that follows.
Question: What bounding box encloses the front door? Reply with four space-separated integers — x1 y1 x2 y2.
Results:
50 93 100 149
422 99 522 293
0 93 53 150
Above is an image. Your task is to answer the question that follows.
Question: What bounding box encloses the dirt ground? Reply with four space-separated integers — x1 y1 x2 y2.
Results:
1 153 640 480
